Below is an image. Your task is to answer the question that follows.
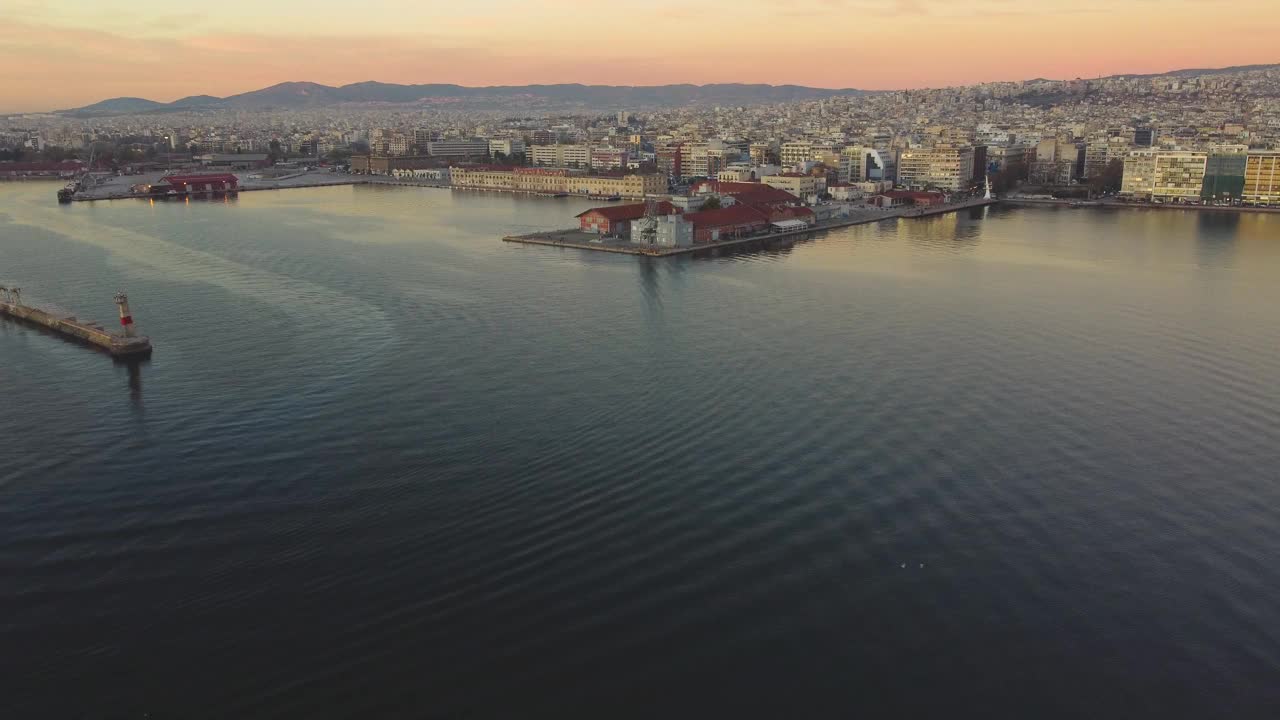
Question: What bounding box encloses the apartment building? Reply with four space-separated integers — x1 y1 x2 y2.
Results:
762 173 824 203
780 141 813 167
590 148 629 171
488 138 526 158
896 145 976 191
426 139 490 158
1121 150 1208 202
450 167 664 198
528 144 591 167
1244 151 1280 205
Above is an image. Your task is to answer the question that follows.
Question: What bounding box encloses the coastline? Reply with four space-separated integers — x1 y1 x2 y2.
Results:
1002 197 1280 215
504 197 998 257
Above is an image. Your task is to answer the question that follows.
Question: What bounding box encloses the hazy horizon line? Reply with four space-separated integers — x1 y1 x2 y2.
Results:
23 60 1270 114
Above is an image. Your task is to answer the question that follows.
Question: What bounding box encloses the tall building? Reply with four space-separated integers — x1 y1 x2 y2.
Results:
1201 146 1248 203
1121 150 1208 202
1151 151 1207 202
896 145 975 192
655 143 683 180
839 146 870 183
780 141 813 168
1084 135 1135 178
682 140 729 179
1243 150 1280 205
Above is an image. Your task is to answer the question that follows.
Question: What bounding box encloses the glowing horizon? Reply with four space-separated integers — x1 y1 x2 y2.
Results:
2 0 1278 112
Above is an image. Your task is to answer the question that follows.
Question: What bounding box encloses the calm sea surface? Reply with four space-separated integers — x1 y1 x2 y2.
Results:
2 182 1279 718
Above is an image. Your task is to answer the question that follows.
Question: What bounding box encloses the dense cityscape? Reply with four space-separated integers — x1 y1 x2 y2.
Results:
7 0 1280 708
3 65 1279 223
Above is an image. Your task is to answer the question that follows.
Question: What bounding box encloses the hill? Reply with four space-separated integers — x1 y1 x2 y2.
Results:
60 82 867 116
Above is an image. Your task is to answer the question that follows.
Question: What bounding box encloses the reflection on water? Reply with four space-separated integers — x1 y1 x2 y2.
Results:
3 182 1280 719
118 357 146 409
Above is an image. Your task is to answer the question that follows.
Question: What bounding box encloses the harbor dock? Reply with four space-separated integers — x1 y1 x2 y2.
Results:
504 197 999 257
0 288 152 358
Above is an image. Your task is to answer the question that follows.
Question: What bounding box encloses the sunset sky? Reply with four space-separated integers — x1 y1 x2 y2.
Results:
3 0 1278 111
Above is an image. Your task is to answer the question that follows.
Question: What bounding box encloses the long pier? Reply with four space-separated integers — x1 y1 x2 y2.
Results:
0 288 152 358
504 197 999 257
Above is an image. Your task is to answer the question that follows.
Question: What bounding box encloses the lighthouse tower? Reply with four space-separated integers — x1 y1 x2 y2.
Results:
114 292 136 337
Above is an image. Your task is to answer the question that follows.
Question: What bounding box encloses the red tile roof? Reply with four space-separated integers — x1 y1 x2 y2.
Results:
682 204 769 228
575 201 675 222
726 187 800 206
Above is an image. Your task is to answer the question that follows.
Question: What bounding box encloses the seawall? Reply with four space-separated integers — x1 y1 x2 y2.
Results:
0 301 152 357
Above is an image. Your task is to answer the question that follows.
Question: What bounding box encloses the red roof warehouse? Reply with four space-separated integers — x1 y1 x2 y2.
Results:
576 202 675 238
157 173 239 193
681 205 771 242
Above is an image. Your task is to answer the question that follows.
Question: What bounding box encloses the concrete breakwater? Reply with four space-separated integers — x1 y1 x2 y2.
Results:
0 289 152 358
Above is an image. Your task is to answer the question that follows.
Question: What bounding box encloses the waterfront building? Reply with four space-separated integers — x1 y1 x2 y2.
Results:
575 201 676 238
896 145 975 192
1243 150 1280 205
651 214 694 247
1121 150 1208 202
1200 146 1248 203
350 155 440 175
566 173 666 198
1152 151 1209 202
391 168 451 182
448 166 529 190
449 166 664 198
513 168 572 194
681 205 770 243
154 173 239 194
871 190 945 207
1120 150 1158 199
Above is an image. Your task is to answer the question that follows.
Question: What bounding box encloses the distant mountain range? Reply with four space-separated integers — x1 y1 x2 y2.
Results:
56 63 1280 116
60 82 869 116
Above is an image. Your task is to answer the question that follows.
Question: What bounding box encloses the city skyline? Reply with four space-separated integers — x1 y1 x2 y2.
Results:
3 0 1279 112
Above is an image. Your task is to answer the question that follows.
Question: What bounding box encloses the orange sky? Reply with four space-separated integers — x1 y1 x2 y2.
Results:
2 0 1277 112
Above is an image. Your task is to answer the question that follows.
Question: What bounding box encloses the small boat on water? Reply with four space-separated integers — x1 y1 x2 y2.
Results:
605 195 622 202
56 184 75 203
552 192 570 198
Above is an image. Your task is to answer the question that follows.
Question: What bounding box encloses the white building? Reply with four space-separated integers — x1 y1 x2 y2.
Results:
528 144 591 167
488 138 526 159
